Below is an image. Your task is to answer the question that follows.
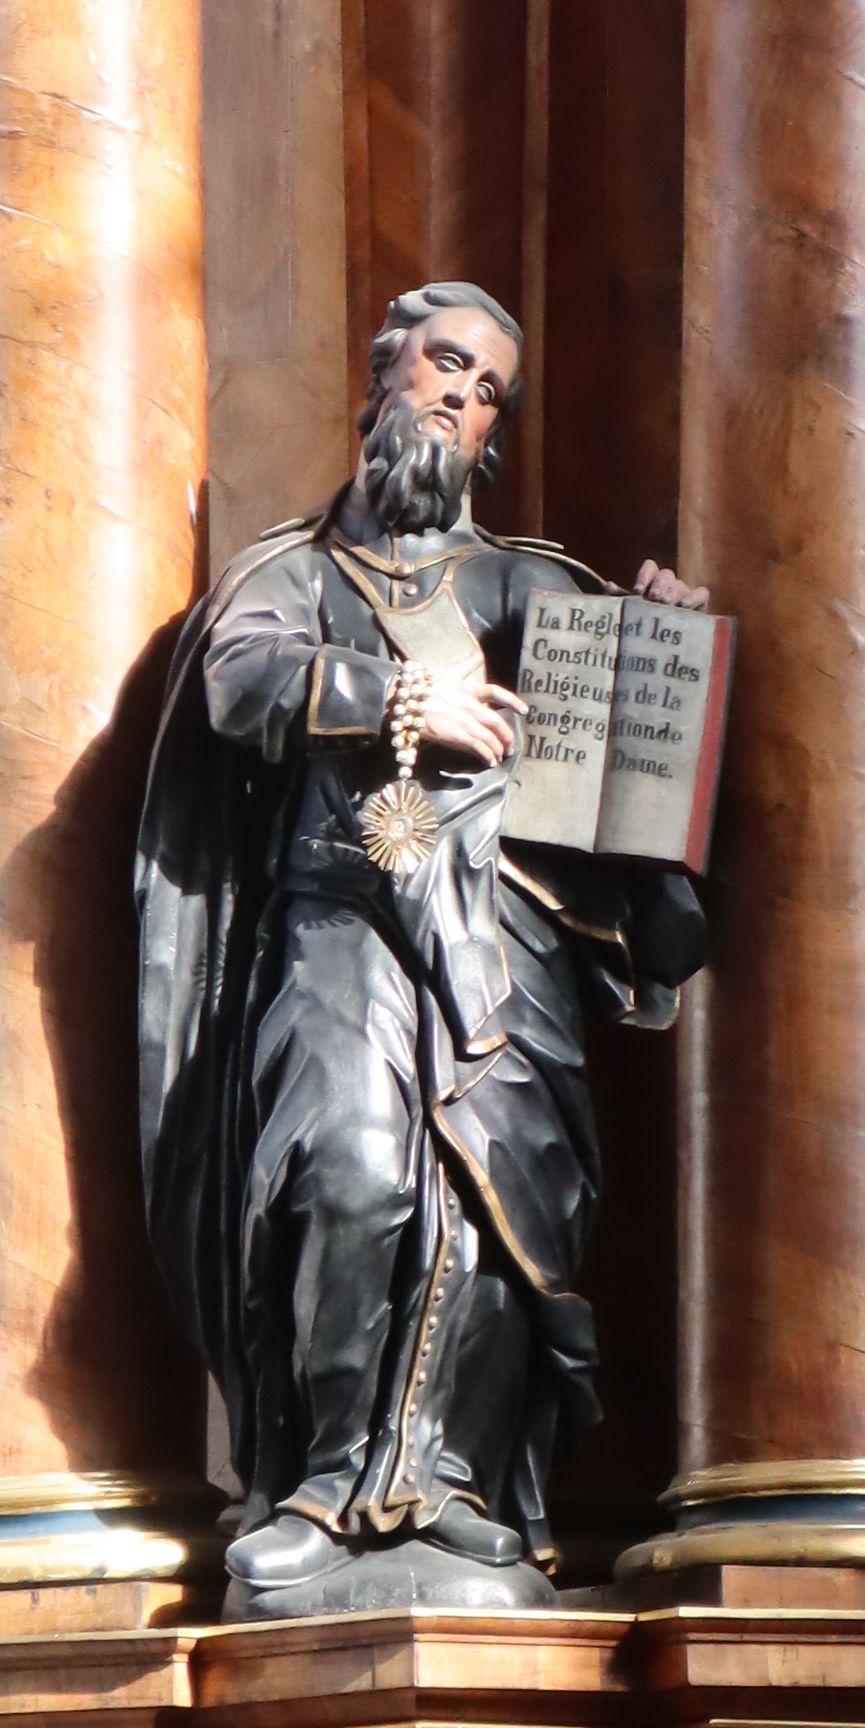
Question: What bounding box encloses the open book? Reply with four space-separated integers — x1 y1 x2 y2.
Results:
502 589 735 873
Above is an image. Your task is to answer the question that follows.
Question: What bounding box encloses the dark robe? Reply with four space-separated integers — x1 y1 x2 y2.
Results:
137 498 705 1561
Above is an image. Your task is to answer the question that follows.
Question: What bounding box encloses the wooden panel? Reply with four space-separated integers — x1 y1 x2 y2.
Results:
203 0 349 573
0 1628 193 1716
190 1612 632 1717
587 1560 865 1611
343 0 528 527
544 0 687 579
353 1 527 324
541 1 688 1549
0 1580 203 1637
4 1608 865 1720
189 1609 865 1723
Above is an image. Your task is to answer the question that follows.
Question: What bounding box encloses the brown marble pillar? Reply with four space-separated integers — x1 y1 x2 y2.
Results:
0 0 214 1598
622 0 865 1574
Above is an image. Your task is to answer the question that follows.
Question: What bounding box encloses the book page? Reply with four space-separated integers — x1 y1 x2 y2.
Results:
595 598 720 861
501 589 622 850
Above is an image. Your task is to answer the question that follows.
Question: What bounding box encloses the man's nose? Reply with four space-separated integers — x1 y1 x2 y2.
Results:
442 384 467 409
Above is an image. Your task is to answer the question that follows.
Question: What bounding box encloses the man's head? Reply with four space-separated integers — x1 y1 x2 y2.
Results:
359 283 522 534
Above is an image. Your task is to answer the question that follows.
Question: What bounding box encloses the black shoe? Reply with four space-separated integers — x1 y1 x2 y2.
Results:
225 1512 346 1587
424 1499 523 1567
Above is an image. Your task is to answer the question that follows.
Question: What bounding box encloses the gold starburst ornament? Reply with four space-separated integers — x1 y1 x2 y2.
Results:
360 779 439 874
360 659 438 873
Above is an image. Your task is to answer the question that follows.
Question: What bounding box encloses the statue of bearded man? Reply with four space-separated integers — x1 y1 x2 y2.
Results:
137 282 707 1617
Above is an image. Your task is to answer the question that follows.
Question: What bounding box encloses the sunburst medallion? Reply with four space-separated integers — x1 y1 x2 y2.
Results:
360 780 438 874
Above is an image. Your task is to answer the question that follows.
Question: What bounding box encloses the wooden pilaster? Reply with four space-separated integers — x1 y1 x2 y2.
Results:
624 0 865 1578
0 0 211 1606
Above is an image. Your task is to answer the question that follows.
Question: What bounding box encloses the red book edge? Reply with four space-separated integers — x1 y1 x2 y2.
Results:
684 617 736 873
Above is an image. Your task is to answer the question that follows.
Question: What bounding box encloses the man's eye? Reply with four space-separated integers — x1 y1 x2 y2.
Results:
435 353 462 372
477 381 496 405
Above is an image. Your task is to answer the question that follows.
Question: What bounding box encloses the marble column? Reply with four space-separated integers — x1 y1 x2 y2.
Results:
622 0 865 1575
0 0 214 1606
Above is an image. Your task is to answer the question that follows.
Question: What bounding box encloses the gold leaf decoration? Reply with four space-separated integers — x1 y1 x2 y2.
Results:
360 781 438 874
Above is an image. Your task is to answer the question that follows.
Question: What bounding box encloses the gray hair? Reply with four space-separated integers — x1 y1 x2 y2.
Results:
358 282 523 488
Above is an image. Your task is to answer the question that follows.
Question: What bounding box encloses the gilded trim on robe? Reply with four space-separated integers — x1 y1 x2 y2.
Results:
430 1099 552 1296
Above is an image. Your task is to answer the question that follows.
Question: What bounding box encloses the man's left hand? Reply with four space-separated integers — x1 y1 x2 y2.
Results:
633 560 709 610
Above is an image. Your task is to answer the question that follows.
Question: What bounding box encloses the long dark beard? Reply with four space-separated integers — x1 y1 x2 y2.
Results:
363 402 473 534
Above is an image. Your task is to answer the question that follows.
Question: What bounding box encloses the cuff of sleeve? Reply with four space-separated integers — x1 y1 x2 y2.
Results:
308 646 396 740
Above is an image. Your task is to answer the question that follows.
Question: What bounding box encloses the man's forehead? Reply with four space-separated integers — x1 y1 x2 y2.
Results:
412 306 519 385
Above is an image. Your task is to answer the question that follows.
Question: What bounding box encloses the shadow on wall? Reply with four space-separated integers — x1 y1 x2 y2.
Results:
549 1012 679 1580
0 486 211 1478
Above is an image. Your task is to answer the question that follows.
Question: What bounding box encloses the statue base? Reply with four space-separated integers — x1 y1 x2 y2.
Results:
222 1538 556 1621
2 1597 865 1719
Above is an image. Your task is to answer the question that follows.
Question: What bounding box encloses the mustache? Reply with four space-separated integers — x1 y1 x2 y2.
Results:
363 403 472 534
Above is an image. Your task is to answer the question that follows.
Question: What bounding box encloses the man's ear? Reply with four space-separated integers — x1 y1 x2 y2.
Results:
377 365 397 404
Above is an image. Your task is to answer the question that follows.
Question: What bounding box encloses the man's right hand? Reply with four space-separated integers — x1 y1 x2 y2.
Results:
419 650 528 767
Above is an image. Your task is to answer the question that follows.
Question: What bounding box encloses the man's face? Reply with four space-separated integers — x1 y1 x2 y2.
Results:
377 306 519 467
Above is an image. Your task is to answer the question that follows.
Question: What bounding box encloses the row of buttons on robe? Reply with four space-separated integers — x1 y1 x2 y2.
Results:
402 1193 460 1484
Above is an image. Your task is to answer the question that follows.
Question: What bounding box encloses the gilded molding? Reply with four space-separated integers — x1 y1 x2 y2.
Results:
0 1474 223 1586
664 1458 865 1509
0 1471 215 1518
617 1522 865 1579
0 1528 224 1587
